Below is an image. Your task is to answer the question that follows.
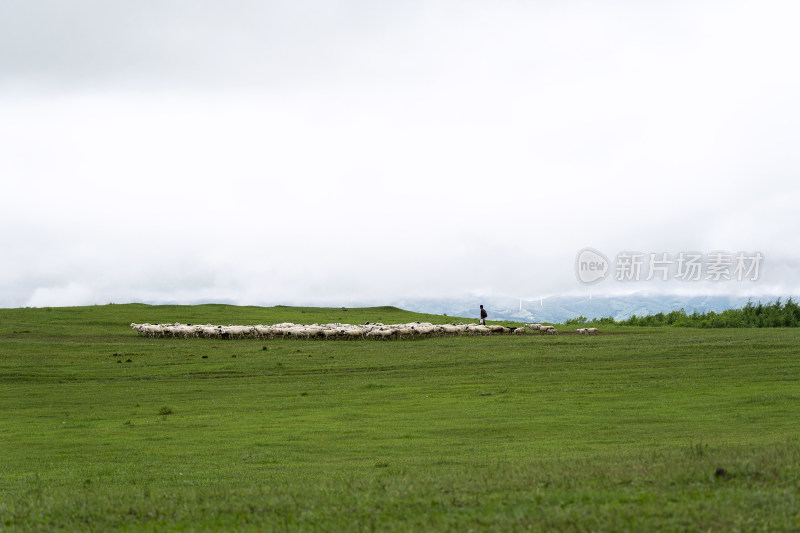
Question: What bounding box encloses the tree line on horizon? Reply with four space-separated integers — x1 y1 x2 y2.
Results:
566 298 800 328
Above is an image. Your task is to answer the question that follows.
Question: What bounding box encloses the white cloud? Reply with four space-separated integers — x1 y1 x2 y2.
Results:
26 282 96 308
2 0 799 308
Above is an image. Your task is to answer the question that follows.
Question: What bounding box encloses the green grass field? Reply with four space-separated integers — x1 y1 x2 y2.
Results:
1 304 799 531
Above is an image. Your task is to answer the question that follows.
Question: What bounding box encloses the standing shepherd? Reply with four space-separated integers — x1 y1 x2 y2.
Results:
479 304 488 325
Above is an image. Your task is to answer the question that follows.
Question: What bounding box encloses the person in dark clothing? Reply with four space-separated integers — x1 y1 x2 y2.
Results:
479 305 488 325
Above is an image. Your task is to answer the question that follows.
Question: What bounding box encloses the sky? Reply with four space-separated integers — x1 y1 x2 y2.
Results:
2 0 799 309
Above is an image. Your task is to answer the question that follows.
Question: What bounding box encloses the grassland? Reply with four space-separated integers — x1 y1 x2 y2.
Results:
1 304 799 531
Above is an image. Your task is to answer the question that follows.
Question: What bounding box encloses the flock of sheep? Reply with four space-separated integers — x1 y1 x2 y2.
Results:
129 321 599 340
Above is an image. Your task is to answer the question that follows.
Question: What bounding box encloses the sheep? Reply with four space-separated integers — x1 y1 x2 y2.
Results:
576 328 587 335
171 324 197 338
286 326 316 339
272 326 294 339
253 325 274 339
199 325 223 338
585 327 598 335
344 328 365 340
224 325 251 339
381 328 399 340
306 326 325 339
130 320 572 341
141 324 164 337
466 324 491 336
366 328 397 340
134 323 162 337
396 326 415 340
412 325 435 337
321 328 340 340
441 325 461 336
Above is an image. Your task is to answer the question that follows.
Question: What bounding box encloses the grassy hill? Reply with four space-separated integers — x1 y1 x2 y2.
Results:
0 303 477 334
1 304 799 531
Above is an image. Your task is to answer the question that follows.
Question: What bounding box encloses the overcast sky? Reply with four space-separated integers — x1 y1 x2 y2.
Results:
2 0 798 308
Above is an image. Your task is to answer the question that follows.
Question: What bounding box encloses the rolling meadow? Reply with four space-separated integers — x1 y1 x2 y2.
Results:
1 304 798 531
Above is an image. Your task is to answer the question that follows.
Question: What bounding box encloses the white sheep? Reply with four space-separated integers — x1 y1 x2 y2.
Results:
172 324 197 338
367 328 397 340
253 325 274 338
321 328 340 340
413 325 435 337
344 328 365 340
199 325 222 338
286 326 312 339
224 325 251 339
131 319 574 341
467 324 491 335
396 326 415 340
441 325 461 336
142 324 164 337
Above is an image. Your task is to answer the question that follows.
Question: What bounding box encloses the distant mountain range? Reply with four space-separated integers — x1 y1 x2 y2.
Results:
393 294 789 323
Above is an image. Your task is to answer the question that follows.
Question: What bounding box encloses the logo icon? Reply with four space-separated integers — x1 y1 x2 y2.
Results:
576 248 609 284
